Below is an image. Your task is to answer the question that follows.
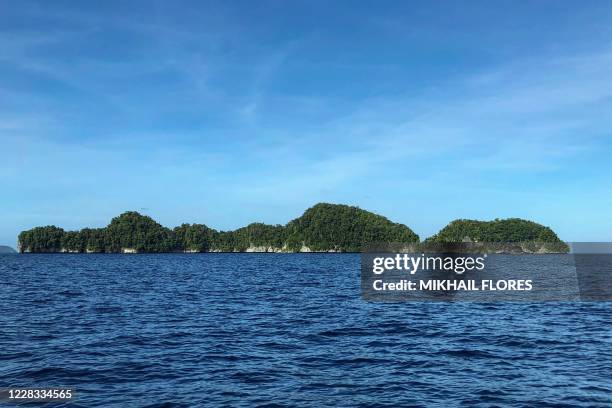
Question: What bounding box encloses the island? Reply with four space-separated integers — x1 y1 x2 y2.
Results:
18 203 419 253
17 204 568 253
426 218 569 253
0 245 17 254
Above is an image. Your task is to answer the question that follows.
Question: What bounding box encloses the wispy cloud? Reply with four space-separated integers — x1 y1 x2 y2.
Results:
2 2 612 244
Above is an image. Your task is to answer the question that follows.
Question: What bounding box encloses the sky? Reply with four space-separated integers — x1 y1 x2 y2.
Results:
2 0 612 246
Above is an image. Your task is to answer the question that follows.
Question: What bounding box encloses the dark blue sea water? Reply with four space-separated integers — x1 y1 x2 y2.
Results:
1 254 611 407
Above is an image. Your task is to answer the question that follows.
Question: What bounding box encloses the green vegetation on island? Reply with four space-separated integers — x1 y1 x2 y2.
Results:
18 203 419 253
284 203 419 252
426 218 569 253
17 206 569 254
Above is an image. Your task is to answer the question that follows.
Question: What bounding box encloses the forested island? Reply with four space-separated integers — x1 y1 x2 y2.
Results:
18 203 418 253
17 203 568 253
426 219 570 253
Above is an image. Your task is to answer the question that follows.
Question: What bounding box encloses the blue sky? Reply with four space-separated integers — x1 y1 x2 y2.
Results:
2 0 612 246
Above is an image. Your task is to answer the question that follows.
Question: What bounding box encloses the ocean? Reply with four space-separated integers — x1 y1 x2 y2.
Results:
1 254 610 407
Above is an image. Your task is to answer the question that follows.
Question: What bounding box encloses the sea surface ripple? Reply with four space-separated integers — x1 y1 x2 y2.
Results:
0 254 610 407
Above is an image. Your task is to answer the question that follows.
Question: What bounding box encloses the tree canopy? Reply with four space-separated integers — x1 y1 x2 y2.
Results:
426 218 569 252
18 206 567 253
285 203 419 252
18 203 419 253
18 226 65 253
